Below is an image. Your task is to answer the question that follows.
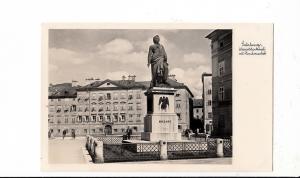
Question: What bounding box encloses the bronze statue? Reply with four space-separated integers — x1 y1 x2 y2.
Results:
147 35 169 87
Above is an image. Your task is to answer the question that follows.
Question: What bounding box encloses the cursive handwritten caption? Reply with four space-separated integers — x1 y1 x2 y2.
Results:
239 41 266 55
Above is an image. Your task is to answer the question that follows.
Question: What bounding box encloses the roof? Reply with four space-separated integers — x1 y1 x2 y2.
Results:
77 78 194 97
205 30 232 40
48 83 78 99
193 99 203 108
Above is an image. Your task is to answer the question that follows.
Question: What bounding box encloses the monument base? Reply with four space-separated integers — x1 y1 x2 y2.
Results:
141 87 182 142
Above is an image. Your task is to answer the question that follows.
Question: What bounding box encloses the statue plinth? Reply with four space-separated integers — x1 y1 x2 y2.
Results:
141 87 182 141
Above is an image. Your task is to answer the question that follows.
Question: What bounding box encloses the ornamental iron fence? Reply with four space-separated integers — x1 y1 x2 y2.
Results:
102 142 160 163
167 139 218 160
223 139 232 157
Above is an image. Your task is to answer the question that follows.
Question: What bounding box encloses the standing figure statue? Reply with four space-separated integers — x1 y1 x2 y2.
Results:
147 35 169 88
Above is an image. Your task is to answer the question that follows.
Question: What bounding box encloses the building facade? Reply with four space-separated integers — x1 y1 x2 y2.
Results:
206 30 232 138
202 73 213 135
191 99 204 132
48 77 194 137
48 83 78 137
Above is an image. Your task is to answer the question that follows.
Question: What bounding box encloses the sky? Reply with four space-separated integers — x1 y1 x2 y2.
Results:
49 29 213 98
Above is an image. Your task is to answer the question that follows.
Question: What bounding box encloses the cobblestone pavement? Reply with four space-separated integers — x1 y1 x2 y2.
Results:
48 137 86 164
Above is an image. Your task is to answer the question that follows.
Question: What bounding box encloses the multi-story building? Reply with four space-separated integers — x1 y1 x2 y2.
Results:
202 73 213 135
191 99 204 132
48 83 78 137
48 76 194 136
206 30 232 138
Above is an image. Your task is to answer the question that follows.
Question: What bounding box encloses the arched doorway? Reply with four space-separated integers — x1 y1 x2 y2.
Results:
104 125 112 135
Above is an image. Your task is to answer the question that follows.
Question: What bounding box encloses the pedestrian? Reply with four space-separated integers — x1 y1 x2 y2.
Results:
126 126 132 140
72 130 76 139
62 130 66 139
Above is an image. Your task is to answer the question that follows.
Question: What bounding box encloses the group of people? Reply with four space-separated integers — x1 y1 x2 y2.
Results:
48 129 76 139
122 126 133 140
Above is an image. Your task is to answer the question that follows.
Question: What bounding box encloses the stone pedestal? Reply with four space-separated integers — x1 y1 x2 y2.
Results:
141 87 181 141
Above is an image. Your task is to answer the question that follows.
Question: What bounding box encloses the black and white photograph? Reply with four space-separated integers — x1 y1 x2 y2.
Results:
46 28 233 165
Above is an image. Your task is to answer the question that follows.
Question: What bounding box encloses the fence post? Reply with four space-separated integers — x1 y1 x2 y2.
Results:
90 137 95 157
159 140 168 160
94 140 104 163
86 135 90 150
216 138 224 157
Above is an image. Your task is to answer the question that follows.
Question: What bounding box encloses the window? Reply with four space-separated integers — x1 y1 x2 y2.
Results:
207 100 212 106
120 115 126 122
133 126 138 132
113 93 118 100
91 129 95 133
91 107 96 112
218 87 225 101
92 115 96 122
65 118 68 123
206 124 210 132
207 89 212 95
84 129 87 133
99 128 103 133
218 61 225 76
86 116 90 122
58 129 61 133
58 99 61 102
106 105 111 111
56 107 61 113
136 104 142 110
72 118 75 123
70 105 76 112
136 92 141 99
175 93 180 97
113 103 118 111
176 102 181 109
129 114 133 119
219 41 224 48
106 93 111 100
178 125 182 129
114 129 118 133
120 93 126 99
137 114 141 118
208 112 212 118
84 107 89 112
177 113 181 120
98 95 104 101
57 119 61 124
128 94 133 100
78 116 82 123
196 109 199 113
128 105 133 111
49 106 55 113
99 115 103 122
106 115 111 122
113 115 118 122
98 106 103 112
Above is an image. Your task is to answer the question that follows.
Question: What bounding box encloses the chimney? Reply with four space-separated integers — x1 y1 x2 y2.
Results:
132 75 136 81
128 75 132 81
71 80 78 87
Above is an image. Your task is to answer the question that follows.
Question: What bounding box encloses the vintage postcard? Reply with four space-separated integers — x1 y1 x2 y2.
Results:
41 23 273 171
